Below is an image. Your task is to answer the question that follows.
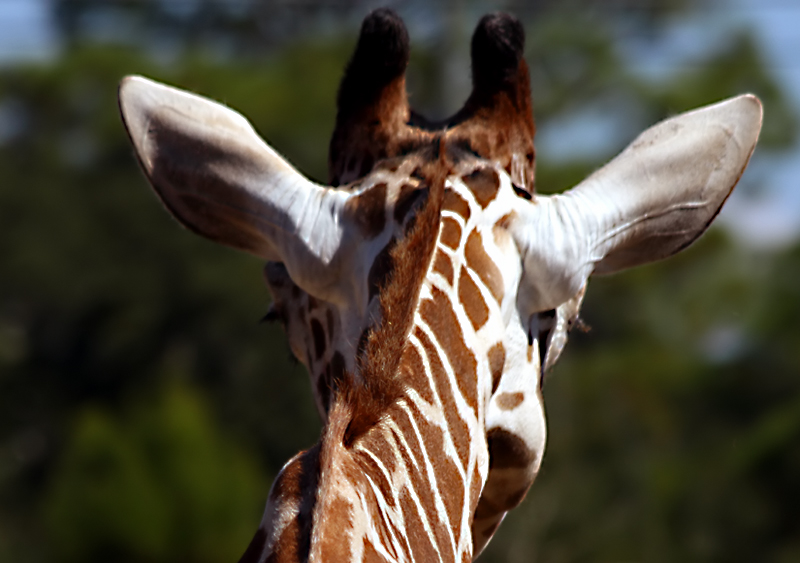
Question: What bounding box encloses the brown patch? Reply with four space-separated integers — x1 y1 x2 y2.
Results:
494 212 513 230
393 411 452 558
487 428 536 469
399 342 435 405
355 449 396 509
406 399 464 539
311 318 326 360
317 497 354 561
488 343 505 394
363 537 390 563
416 327 471 468
394 183 423 223
469 462 484 515
458 269 489 331
360 426 399 477
462 167 500 208
399 489 439 563
433 249 454 285
502 484 529 509
468 132 491 157
472 494 501 520
367 237 397 302
465 230 504 303
440 217 462 250
420 287 479 412
496 392 524 411
443 189 471 221
261 445 320 562
307 295 319 311
348 182 388 239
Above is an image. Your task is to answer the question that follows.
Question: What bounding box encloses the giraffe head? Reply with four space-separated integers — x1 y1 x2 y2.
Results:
258 10 547 417
119 8 762 561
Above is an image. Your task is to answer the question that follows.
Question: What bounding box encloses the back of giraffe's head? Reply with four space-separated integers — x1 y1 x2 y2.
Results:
329 9 537 192
119 8 762 368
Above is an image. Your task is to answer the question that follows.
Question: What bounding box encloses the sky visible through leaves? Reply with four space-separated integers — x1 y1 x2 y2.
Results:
2 0 799 247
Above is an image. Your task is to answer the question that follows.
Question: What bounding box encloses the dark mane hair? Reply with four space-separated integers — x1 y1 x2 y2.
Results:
324 138 448 451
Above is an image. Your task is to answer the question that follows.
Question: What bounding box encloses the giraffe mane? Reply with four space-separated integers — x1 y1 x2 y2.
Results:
319 11 535 452
327 139 448 453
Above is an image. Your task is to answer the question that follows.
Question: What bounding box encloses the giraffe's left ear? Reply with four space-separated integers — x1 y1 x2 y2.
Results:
119 75 353 302
509 94 763 315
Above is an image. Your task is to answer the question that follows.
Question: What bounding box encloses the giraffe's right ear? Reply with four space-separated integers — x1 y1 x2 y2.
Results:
119 75 350 301
508 94 763 316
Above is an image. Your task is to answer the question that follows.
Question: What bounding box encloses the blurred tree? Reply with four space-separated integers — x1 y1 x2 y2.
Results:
45 382 265 563
0 1 798 562
0 45 332 562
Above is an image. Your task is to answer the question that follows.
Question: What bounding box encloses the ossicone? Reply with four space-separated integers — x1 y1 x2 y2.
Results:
470 13 526 94
336 8 410 111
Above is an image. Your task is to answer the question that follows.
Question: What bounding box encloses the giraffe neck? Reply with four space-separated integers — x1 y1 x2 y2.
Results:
269 265 493 562
309 304 489 562
265 153 443 417
251 157 549 562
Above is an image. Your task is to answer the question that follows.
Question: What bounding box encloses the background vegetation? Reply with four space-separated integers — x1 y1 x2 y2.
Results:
0 1 798 561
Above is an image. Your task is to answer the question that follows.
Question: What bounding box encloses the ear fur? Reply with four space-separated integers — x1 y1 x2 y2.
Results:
119 75 351 301
510 94 763 314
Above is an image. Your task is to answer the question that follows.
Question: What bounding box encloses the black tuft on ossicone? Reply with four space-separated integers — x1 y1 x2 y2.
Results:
470 13 525 91
337 8 410 110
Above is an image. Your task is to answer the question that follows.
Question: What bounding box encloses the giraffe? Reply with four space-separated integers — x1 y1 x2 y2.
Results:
118 9 762 562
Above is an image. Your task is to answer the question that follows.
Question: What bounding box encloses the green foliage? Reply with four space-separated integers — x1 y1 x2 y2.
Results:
0 44 326 562
45 383 265 563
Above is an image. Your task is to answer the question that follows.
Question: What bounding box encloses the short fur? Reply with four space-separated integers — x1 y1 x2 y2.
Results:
330 10 537 194
328 9 436 186
444 13 537 193
321 139 448 452
309 140 447 561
